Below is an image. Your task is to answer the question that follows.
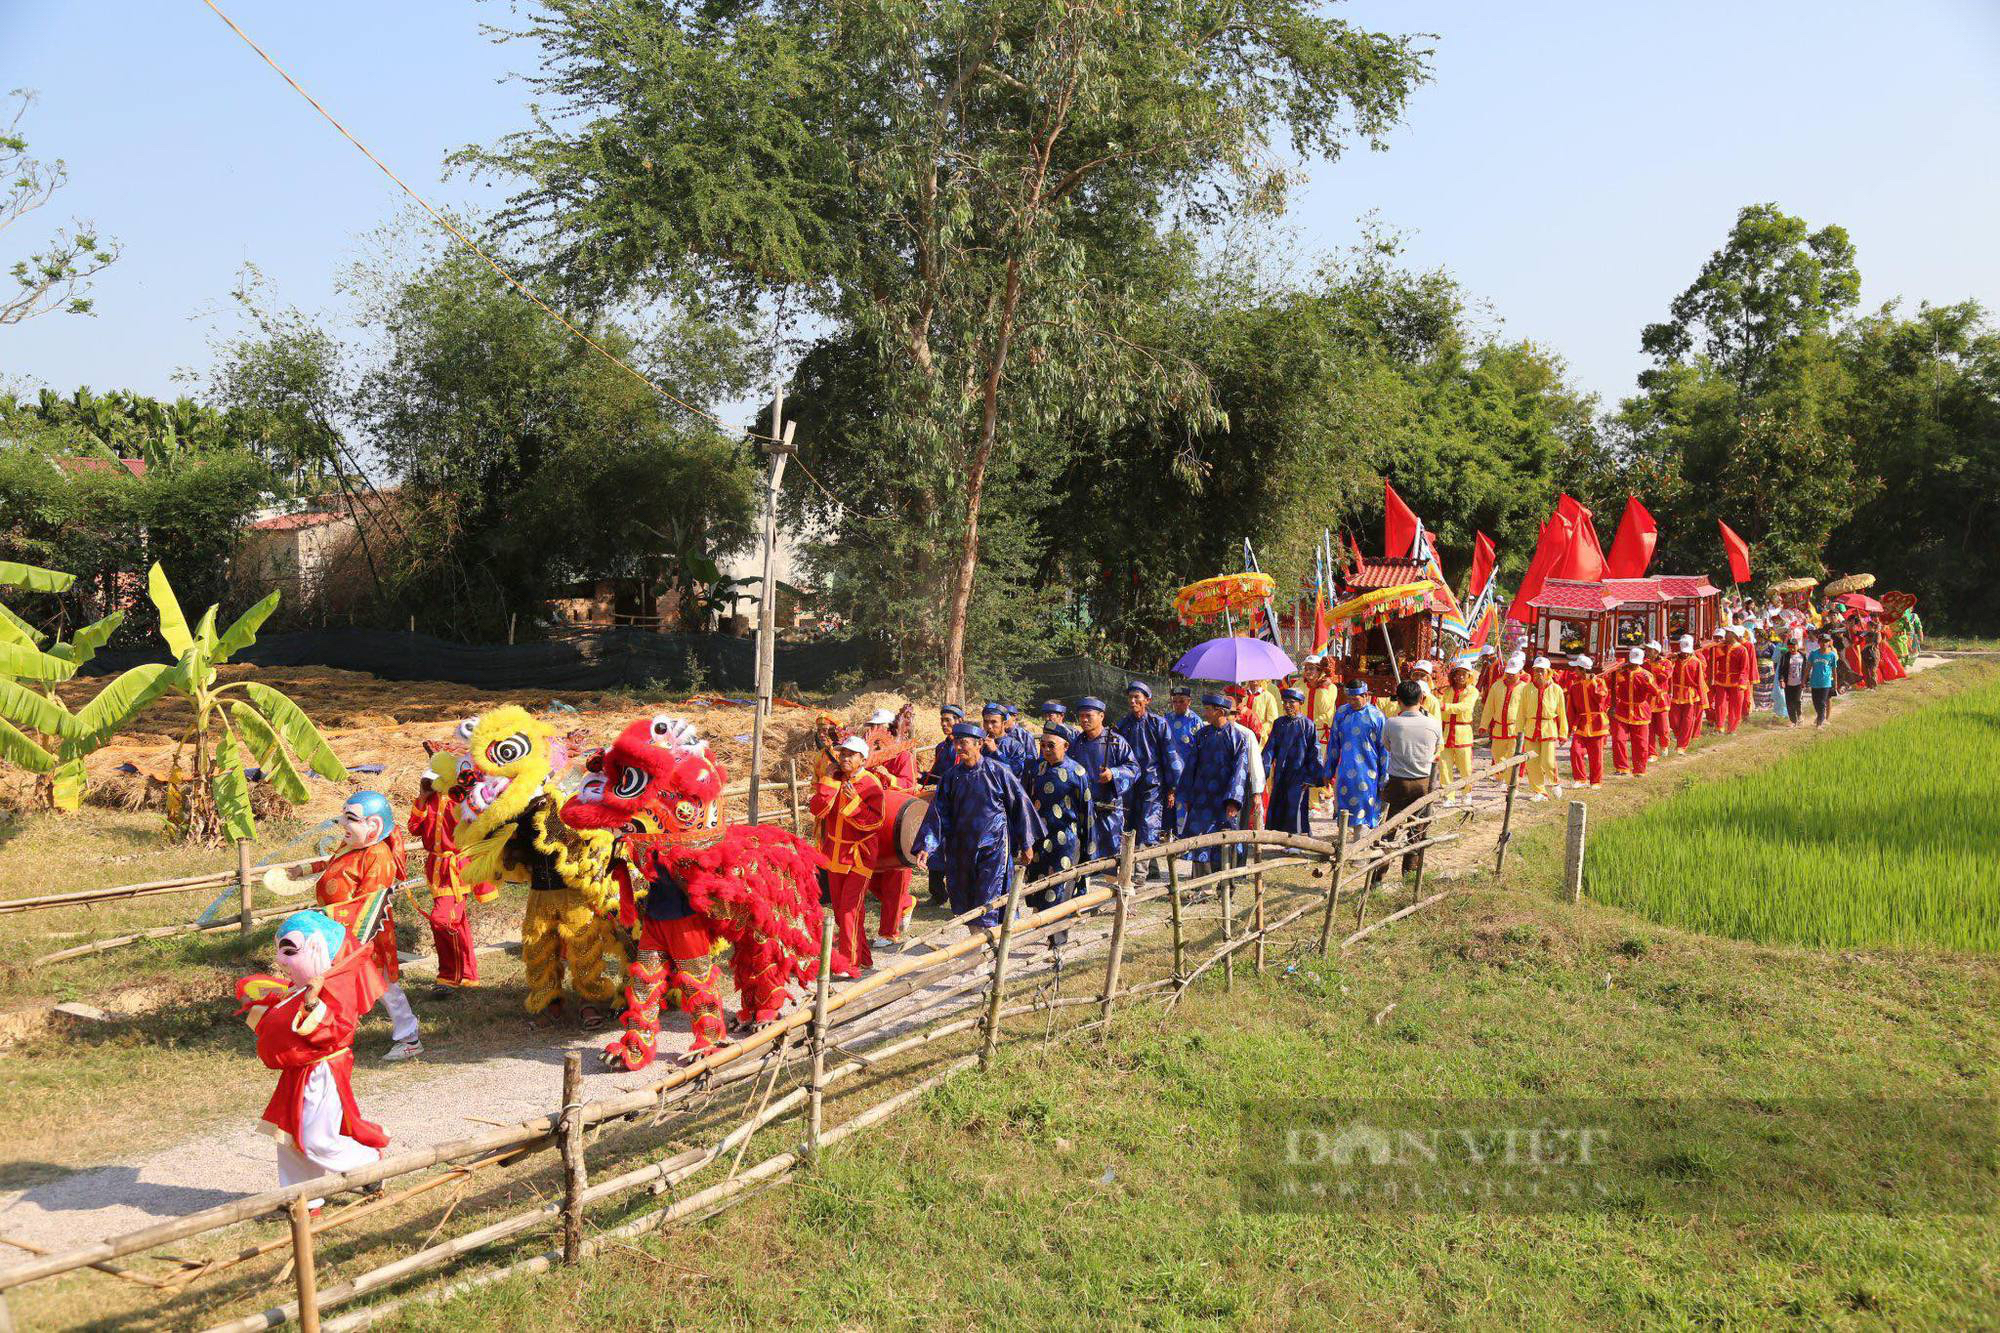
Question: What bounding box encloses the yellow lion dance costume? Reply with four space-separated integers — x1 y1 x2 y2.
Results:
455 707 625 1024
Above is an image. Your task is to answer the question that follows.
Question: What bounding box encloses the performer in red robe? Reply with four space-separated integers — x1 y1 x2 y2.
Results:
316 792 421 1060
239 910 391 1212
408 753 489 990
811 736 889 973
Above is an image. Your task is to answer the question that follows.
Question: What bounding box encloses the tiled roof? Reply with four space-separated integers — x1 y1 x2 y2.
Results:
1603 577 1664 603
1343 557 1430 590
1655 574 1720 598
54 456 148 478
249 511 349 532
1529 579 1619 613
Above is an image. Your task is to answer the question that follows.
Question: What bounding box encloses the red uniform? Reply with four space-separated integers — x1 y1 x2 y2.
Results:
315 841 407 983
1608 664 1666 775
1667 652 1708 750
1644 658 1673 754
1700 642 1726 729
1715 641 1756 733
252 980 388 1157
1565 674 1610 786
408 790 478 987
810 768 887 973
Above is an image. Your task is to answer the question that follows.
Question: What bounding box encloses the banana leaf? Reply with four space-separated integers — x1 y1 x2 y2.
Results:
242 682 346 781
0 715 56 772
193 605 218 656
0 561 75 594
229 701 311 804
149 563 194 659
0 640 79 684
215 590 279 662
67 662 177 753
47 611 125 667
0 678 82 738
212 726 257 843
0 601 47 647
50 758 87 811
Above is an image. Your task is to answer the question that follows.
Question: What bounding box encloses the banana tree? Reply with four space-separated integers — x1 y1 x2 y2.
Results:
141 563 347 842
0 560 168 809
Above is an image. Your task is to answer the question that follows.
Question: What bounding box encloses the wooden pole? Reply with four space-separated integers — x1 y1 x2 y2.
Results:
1494 758 1523 875
1100 834 1135 1029
787 759 802 834
1563 799 1587 903
1250 840 1266 974
235 839 255 939
1317 813 1349 954
1166 849 1185 984
508 612 517 645
559 1051 586 1265
747 414 796 827
979 868 1027 1068
1221 847 1236 994
807 905 835 1159
288 1195 320 1333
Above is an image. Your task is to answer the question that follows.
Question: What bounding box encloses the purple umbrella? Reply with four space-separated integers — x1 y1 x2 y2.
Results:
1172 635 1295 684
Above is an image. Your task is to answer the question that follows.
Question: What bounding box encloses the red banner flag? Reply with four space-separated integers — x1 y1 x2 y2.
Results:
1384 482 1420 560
1466 531 1497 601
1605 495 1658 579
1552 494 1605 581
1507 513 1574 623
1312 592 1328 653
1719 520 1752 584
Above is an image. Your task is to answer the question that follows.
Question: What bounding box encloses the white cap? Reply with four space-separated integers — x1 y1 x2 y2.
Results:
1531 656 1550 670
1304 652 1324 663
1481 645 1498 656
1678 635 1694 650
866 708 896 727
1505 652 1526 673
1412 659 1433 674
1573 655 1594 670
1727 625 1745 637
1644 640 1661 652
838 735 870 757
1627 647 1645 664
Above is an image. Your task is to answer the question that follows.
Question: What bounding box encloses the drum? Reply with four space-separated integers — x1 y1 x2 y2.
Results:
887 791 931 868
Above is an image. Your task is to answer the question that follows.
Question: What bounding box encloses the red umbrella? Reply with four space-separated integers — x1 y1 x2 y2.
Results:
1832 593 1884 613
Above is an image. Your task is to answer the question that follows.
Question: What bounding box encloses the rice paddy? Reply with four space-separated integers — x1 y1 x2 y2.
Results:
1585 672 2000 953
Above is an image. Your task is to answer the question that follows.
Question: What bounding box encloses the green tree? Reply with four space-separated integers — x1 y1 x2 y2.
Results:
465 0 1430 698
1 90 120 325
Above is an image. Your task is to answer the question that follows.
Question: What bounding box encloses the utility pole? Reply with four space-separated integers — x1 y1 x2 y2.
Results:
747 392 796 826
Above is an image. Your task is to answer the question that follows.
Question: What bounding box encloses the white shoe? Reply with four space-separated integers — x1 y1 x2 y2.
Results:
382 1037 424 1063
870 936 897 951
1529 793 1548 803
1552 785 1564 798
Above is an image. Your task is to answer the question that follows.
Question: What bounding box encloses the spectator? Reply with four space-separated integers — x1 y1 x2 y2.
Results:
1807 634 1841 727
1776 632 1809 728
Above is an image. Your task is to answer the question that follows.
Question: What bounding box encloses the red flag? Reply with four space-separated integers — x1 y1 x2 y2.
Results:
1466 531 1497 601
1348 532 1365 578
1383 483 1420 559
1507 513 1574 623
1552 494 1606 581
1719 520 1751 584
1605 495 1658 579
1312 590 1329 653
1468 601 1499 651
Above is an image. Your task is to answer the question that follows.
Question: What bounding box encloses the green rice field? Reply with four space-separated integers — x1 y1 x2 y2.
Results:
1585 672 2000 953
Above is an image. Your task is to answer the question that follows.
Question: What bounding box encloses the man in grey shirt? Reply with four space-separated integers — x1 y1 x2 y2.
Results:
1376 680 1443 886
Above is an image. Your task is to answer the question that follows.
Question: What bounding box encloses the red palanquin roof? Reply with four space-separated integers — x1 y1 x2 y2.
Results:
1529 578 1621 613
1604 576 1664 604
1655 574 1720 599
1343 557 1430 591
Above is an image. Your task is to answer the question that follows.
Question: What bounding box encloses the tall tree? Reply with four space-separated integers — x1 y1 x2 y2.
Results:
1 90 120 325
465 0 1430 698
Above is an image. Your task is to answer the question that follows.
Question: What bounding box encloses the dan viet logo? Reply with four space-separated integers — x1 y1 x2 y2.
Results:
1287 1121 1613 1169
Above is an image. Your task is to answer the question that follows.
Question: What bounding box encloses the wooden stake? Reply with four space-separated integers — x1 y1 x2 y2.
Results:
1494 757 1523 875
1099 834 1135 1029
979 868 1027 1068
1166 850 1185 984
1221 847 1236 994
559 1052 586 1265
1250 840 1266 974
807 905 835 1158
1563 799 1587 903
235 839 254 939
787 759 802 834
1317 813 1349 954
288 1196 319 1333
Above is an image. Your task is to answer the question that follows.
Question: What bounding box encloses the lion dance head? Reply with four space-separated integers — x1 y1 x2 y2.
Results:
563 715 725 852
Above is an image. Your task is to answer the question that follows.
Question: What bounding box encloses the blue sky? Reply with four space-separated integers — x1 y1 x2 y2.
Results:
3 0 1997 421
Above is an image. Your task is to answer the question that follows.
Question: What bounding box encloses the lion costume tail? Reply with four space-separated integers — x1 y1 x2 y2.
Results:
673 825 842 1023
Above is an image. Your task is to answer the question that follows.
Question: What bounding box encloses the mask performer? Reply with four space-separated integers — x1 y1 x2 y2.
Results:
317 791 421 1061
408 751 492 994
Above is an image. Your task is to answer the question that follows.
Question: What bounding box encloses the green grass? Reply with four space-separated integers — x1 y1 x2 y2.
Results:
1582 672 2000 953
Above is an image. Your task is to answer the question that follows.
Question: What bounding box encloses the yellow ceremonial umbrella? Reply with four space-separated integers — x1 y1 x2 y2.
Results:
1324 581 1437 630
1174 572 1277 626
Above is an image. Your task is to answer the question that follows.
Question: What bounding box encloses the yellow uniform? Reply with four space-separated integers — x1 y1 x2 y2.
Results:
1510 680 1570 797
1434 682 1480 787
1478 675 1529 765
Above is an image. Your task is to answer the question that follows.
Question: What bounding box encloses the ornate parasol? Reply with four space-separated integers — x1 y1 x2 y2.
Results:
1173 572 1277 627
1324 581 1437 631
1823 573 1875 596
1880 591 1917 619
1768 576 1817 594
1831 592 1884 614
1171 635 1295 683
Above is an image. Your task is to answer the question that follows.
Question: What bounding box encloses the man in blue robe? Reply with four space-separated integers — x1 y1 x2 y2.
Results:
979 702 1033 780
921 704 965 906
1114 681 1182 876
1069 696 1139 865
1024 723 1093 948
1179 693 1250 867
1038 700 1067 726
914 723 1042 931
1325 680 1388 830
1162 686 1202 835
1003 705 1040 770
1262 687 1321 835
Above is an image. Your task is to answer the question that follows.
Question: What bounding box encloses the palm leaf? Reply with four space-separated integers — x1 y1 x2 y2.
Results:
68 662 177 752
214 591 279 663
0 640 78 684
148 563 193 658
0 679 81 738
0 601 47 648
50 759 86 811
212 724 257 843
242 682 346 781
0 715 56 772
0 561 75 594
229 701 311 804
47 611 125 668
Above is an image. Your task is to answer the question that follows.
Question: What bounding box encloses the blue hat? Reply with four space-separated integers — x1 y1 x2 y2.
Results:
1281 687 1305 703
1344 680 1369 695
1003 704 1020 718
343 789 395 839
1170 684 1192 697
1125 680 1152 698
1200 692 1231 709
1040 700 1067 717
951 722 984 740
939 703 965 719
1077 696 1107 713
1042 722 1075 743
277 908 349 962
981 701 1005 717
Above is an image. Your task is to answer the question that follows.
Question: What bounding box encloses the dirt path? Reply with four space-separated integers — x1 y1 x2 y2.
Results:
0 655 1954 1260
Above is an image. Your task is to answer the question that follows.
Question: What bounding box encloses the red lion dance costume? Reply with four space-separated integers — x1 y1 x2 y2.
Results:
561 716 838 1071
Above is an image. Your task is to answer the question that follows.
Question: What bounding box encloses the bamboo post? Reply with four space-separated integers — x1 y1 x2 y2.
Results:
1166 850 1185 983
787 759 803 834
807 906 835 1158
1099 834 1135 1029
1317 813 1350 954
559 1052 586 1265
1250 840 1266 974
1221 849 1236 994
1352 838 1376 931
979 868 1028 1068
1494 758 1523 875
288 1195 320 1333
1563 799 1587 903
235 839 255 939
